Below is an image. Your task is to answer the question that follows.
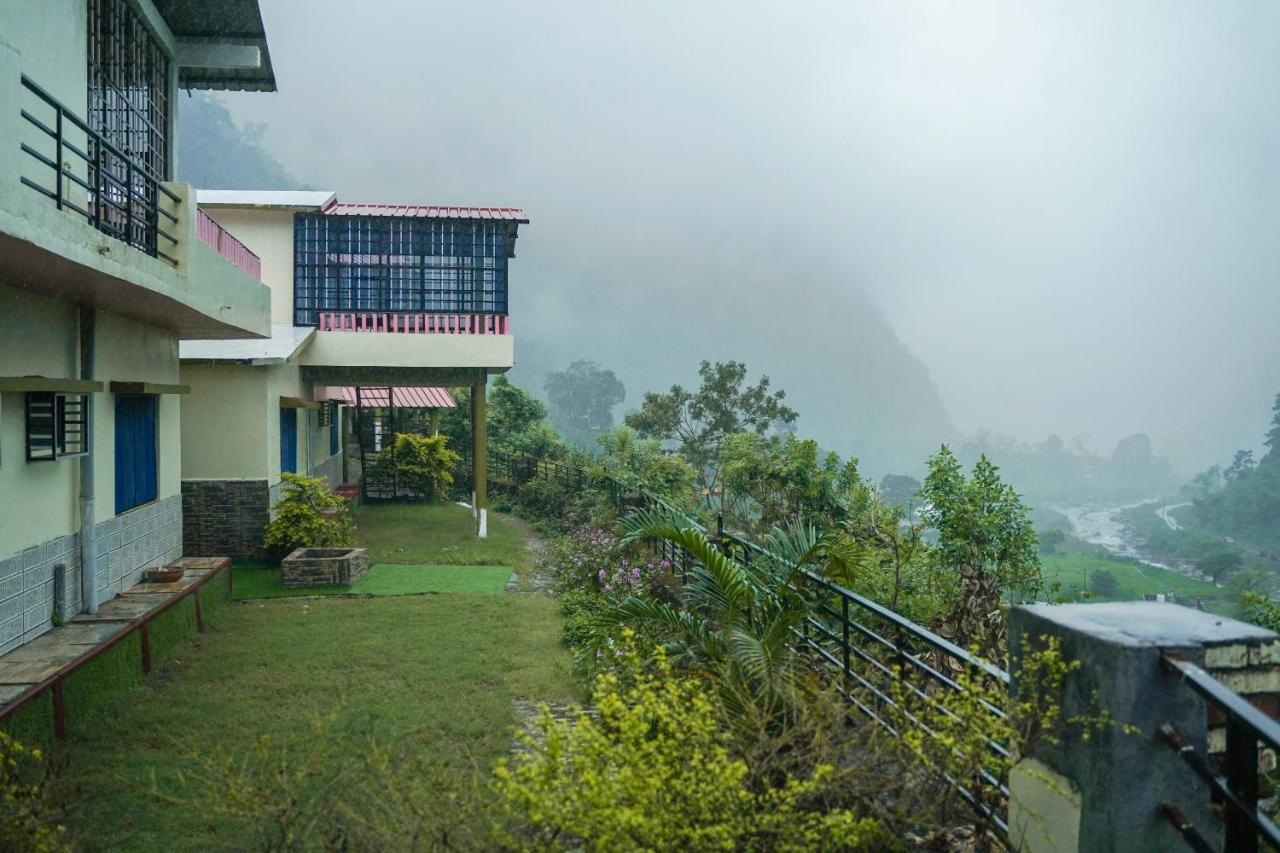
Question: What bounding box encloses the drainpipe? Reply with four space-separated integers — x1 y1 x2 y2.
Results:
78 306 99 615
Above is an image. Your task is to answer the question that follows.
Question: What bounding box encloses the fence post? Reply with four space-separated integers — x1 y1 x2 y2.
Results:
1007 602 1276 853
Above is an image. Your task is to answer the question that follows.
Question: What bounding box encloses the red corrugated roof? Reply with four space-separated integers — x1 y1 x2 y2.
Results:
323 200 528 223
338 387 457 409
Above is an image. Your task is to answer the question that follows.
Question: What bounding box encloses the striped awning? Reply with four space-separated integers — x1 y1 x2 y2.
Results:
336 387 457 409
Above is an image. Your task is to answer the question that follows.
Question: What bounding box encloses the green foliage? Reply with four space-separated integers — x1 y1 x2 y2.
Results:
920 447 1041 659
611 508 832 725
493 640 888 852
1087 569 1118 598
1183 391 1280 549
719 433 859 531
1197 550 1243 585
591 425 697 502
1038 528 1067 555
878 473 921 510
544 360 626 448
263 473 356 558
442 377 567 461
367 432 459 500
624 360 797 506
0 731 68 852
1241 593 1280 632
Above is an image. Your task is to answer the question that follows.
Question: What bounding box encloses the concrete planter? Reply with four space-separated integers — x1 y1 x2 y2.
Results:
281 547 368 588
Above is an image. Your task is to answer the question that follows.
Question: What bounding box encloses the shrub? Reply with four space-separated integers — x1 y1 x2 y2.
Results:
493 640 888 852
0 731 69 852
263 473 355 559
385 432 459 500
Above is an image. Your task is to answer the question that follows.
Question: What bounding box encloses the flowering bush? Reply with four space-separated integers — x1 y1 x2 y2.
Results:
493 635 888 852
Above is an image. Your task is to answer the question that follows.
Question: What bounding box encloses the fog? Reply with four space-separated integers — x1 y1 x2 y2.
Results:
210 0 1280 475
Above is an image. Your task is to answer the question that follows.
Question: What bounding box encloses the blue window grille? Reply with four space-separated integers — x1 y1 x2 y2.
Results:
292 215 517 325
115 394 157 513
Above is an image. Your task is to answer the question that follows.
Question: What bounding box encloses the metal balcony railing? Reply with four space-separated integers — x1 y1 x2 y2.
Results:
317 311 509 335
196 209 261 280
19 75 180 265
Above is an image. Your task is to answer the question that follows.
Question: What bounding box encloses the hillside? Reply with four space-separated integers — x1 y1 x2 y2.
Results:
1184 393 1280 550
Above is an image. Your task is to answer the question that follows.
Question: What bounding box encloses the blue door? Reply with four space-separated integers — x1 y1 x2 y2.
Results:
115 395 157 513
329 404 340 456
280 407 297 474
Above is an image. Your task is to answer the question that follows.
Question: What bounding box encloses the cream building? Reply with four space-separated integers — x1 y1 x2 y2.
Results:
0 0 277 653
180 192 527 549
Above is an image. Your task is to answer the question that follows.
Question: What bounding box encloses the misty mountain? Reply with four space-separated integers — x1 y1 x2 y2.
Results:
177 93 305 190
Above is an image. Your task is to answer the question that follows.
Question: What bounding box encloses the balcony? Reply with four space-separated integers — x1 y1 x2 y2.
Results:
0 67 270 340
299 311 513 388
197 210 262 281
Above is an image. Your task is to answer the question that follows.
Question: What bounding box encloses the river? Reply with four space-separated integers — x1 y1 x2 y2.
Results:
1054 500 1190 573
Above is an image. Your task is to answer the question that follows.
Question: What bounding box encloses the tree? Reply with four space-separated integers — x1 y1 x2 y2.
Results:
1225 450 1256 484
439 377 565 458
1088 570 1118 599
1197 551 1243 586
625 361 797 506
718 434 859 531
1265 392 1280 461
177 94 306 189
919 446 1040 661
877 474 921 511
544 360 626 448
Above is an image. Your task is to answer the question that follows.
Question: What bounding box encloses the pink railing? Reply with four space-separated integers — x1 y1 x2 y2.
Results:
318 312 510 335
196 209 262 280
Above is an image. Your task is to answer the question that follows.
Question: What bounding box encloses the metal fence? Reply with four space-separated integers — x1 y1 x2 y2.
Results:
19 75 180 265
1160 654 1280 853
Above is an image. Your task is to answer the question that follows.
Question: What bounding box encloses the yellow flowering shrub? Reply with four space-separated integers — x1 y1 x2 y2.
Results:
0 731 68 852
493 638 889 852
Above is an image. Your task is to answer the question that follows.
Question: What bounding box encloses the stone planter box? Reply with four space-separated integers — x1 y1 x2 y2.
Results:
281 547 368 588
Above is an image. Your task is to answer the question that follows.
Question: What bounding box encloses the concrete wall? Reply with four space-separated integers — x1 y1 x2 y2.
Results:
0 289 185 649
0 285 80 555
302 331 514 371
201 208 296 324
179 362 270 479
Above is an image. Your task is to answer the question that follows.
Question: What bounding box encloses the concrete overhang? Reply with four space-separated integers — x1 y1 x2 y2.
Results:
180 324 315 365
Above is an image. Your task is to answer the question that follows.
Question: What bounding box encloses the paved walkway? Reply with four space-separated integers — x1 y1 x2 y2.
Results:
0 557 228 708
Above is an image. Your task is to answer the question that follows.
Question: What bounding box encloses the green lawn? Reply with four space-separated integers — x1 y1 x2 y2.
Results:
56 594 575 850
233 562 514 599
354 501 532 567
1042 552 1232 608
44 501 571 850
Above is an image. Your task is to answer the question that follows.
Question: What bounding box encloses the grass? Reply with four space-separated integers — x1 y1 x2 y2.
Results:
55 593 575 850
233 562 513 598
1041 551 1233 609
353 501 532 567
27 502 571 849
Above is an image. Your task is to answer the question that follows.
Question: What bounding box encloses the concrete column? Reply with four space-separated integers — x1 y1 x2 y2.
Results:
1008 602 1276 853
471 380 487 538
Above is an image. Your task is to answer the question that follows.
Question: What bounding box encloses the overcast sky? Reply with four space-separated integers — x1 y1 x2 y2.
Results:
214 0 1280 468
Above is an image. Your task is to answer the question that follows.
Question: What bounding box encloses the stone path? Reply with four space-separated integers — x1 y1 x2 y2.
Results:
497 511 556 596
510 697 596 754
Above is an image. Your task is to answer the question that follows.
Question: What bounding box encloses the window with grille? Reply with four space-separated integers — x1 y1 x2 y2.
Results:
88 0 172 182
26 393 89 461
293 215 515 325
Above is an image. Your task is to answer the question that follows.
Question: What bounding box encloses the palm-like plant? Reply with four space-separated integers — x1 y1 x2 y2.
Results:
610 506 835 724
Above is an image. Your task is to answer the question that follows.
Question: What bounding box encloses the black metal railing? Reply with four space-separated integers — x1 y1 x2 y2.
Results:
488 448 1012 833
1160 654 1280 853
19 75 180 265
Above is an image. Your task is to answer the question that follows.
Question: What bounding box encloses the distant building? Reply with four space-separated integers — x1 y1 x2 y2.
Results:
179 191 527 550
0 0 277 653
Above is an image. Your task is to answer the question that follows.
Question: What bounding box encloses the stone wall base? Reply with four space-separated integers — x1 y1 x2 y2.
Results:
181 479 270 560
